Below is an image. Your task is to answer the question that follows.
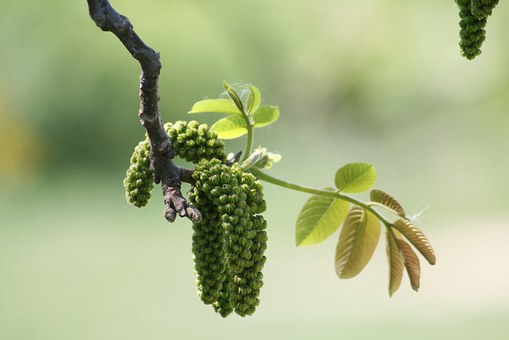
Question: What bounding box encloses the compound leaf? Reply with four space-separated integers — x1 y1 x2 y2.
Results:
252 105 280 128
296 193 349 246
370 189 406 217
386 228 404 296
188 99 242 116
335 163 376 193
246 84 262 114
335 207 381 279
392 219 436 265
211 115 247 139
397 238 421 292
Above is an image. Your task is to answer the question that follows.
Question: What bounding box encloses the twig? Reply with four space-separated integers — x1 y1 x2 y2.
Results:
86 0 201 223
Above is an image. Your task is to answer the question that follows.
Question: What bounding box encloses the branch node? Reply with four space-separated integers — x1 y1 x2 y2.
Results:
116 15 132 33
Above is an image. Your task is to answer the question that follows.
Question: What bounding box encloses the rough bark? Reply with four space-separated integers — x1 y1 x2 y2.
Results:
86 0 201 223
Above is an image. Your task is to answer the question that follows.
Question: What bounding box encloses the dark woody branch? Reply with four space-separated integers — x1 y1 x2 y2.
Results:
86 0 201 223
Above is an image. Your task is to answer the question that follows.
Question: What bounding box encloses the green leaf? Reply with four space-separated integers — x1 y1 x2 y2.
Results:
335 207 381 279
211 115 247 139
224 81 245 114
295 192 349 246
386 228 404 296
188 99 242 116
392 219 436 265
252 105 280 128
246 84 262 114
335 163 376 193
396 237 421 292
370 189 406 217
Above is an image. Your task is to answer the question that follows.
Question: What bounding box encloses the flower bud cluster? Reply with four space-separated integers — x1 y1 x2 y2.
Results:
189 158 267 317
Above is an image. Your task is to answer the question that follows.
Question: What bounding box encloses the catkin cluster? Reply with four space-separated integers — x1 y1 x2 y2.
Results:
123 121 269 316
456 0 499 59
189 159 267 317
123 120 226 207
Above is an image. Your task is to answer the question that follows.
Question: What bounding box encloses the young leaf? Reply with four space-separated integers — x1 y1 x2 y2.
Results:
386 228 404 296
252 105 280 128
396 238 421 292
253 147 282 169
295 192 349 246
335 163 376 193
370 189 406 217
188 99 242 116
246 84 262 114
211 115 248 139
335 207 381 279
223 81 245 114
392 219 436 265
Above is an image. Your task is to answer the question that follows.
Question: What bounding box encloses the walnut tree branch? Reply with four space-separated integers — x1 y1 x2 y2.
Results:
86 0 201 223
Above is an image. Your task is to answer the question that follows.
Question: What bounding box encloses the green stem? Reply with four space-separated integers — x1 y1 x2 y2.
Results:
241 117 254 162
250 168 393 227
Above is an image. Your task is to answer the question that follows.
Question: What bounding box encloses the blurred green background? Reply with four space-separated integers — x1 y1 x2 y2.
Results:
1 0 509 339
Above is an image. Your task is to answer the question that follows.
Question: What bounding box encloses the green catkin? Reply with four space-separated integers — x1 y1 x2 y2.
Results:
165 120 227 164
230 215 267 316
190 159 241 316
457 0 487 60
190 158 268 317
123 139 154 207
456 0 499 60
123 120 227 207
228 171 267 316
188 189 229 305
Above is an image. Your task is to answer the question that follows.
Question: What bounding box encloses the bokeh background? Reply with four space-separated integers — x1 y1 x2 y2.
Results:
1 0 509 339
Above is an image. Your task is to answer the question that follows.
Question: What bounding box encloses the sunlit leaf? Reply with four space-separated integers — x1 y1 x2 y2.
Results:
370 189 406 217
335 207 381 279
252 105 280 128
392 219 436 265
223 81 244 114
188 99 242 115
246 84 262 114
386 228 404 296
335 163 376 193
396 238 421 292
295 192 349 246
210 115 247 139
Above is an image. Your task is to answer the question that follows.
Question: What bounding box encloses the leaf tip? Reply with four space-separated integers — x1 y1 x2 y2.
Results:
295 237 304 247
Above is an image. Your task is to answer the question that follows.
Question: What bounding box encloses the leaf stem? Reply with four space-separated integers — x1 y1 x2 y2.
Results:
241 117 254 162
250 168 393 227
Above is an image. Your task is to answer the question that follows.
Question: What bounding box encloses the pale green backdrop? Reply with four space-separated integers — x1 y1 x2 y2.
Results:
1 1 508 339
